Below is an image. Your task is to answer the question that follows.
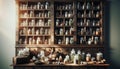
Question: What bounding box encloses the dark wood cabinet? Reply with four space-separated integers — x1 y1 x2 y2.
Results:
13 63 109 69
14 0 109 69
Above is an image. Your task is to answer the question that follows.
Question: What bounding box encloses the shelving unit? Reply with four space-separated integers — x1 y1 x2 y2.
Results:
14 1 109 69
15 0 105 55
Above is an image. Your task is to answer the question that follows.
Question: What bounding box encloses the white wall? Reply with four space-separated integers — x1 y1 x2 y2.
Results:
0 0 15 69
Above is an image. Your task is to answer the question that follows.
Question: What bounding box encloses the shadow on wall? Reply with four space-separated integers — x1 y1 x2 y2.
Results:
0 29 14 69
105 0 120 69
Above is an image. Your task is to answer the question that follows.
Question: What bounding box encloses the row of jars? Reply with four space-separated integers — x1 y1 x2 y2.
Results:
55 19 73 26
20 2 50 10
19 2 101 10
77 11 101 18
55 27 75 35
65 49 104 64
22 48 104 64
55 11 73 18
20 19 51 27
19 37 50 44
20 11 50 18
79 36 101 45
55 3 73 10
56 37 74 45
19 28 50 35
77 27 101 35
77 2 101 10
77 19 101 26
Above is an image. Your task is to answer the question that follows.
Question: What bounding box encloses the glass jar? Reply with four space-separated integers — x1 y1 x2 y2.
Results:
37 2 41 9
58 39 61 44
32 38 35 44
36 30 39 35
56 19 59 26
65 37 69 45
96 52 103 61
86 53 91 62
70 37 74 44
59 28 63 35
86 2 91 10
45 2 49 9
65 12 68 17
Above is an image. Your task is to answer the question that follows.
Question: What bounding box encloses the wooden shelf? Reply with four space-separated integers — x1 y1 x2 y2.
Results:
12 63 109 67
16 44 104 48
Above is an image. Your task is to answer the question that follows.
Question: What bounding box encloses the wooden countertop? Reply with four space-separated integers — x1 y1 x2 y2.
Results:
12 63 110 67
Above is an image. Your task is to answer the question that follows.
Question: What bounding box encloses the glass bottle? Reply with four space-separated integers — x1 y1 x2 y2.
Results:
69 4 72 9
65 30 68 35
77 50 82 64
45 29 48 35
86 2 91 10
70 37 74 44
59 28 63 35
19 38 22 44
29 38 32 45
36 30 39 35
40 28 44 35
86 19 90 26
65 37 69 45
86 53 91 62
96 12 99 18
48 11 50 17
45 39 48 44
94 37 99 44
32 38 35 44
56 19 59 26
37 2 41 9
32 56 36 62
20 30 23 35
82 4 85 10
65 20 68 26
81 52 85 61
24 38 27 44
70 27 73 35
58 39 61 44
92 20 96 26
41 4 44 9
48 19 51 26
88 38 92 45
55 29 58 35
96 52 103 61
32 28 34 35
96 28 100 35
30 11 34 17
77 2 80 9
36 37 40 44
69 19 73 26
45 2 49 9
74 54 78 64
65 11 68 17
27 29 31 35
80 37 83 44
70 49 75 63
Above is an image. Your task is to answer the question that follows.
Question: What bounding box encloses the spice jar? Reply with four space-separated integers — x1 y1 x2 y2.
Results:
86 53 91 62
86 2 91 10
96 52 103 61
56 19 59 26
58 39 61 44
65 37 69 45
70 49 75 63
70 37 74 44
59 28 63 35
